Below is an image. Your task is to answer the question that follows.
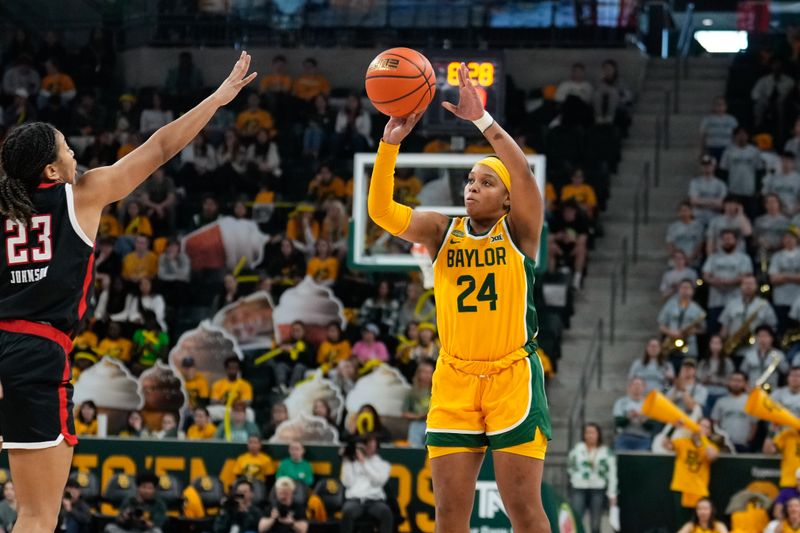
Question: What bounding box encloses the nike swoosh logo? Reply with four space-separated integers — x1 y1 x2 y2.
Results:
449 239 461 245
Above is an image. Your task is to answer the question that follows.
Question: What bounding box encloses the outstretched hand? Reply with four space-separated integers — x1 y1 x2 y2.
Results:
213 51 258 106
441 62 485 121
382 112 422 145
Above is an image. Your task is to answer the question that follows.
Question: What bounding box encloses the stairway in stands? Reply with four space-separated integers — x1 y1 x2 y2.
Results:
543 56 732 486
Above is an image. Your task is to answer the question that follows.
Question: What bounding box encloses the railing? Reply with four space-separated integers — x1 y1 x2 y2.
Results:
566 319 604 449
632 161 652 265
608 236 628 345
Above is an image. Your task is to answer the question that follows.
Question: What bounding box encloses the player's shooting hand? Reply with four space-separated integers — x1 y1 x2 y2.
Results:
382 113 422 145
441 62 484 121
213 51 258 107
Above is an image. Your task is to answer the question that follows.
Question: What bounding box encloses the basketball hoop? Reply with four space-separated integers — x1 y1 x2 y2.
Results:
411 243 434 290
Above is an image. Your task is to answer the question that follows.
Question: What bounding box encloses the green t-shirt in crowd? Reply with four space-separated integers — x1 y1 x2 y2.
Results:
276 458 315 486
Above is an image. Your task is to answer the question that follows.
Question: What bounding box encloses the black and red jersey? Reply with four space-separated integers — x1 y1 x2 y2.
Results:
0 182 95 336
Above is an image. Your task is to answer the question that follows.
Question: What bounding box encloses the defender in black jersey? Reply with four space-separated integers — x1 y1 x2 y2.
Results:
0 52 256 533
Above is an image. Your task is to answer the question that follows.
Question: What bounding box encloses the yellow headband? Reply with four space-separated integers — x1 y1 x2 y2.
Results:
475 157 511 192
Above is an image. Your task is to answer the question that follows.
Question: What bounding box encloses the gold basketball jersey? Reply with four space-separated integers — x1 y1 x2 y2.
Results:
433 215 537 362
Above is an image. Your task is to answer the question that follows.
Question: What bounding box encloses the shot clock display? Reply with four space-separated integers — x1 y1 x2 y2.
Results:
423 51 505 135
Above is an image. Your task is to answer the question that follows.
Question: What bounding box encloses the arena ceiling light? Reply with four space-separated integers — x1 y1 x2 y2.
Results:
694 30 748 53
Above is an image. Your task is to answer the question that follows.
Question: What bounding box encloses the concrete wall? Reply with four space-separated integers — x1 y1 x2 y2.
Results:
121 46 648 93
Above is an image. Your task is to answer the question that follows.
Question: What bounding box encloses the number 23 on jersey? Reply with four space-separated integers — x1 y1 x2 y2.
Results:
5 216 53 265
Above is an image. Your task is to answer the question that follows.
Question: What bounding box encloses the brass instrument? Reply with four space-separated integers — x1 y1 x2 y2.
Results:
781 328 800 351
754 350 784 393
661 313 707 357
723 301 767 356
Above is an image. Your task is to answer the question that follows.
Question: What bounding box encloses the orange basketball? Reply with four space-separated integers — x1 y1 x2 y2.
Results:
365 47 436 118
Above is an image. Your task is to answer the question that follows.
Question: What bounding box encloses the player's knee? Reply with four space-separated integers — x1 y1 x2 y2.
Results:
504 498 550 532
435 499 470 527
17 509 60 533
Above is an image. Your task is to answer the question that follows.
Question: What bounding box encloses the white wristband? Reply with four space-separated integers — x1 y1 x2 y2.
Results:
472 111 494 133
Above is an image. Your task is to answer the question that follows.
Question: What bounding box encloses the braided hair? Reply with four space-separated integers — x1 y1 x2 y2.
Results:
0 122 58 225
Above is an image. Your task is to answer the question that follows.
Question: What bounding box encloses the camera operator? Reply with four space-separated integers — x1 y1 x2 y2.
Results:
104 472 167 533
258 477 308 533
213 479 262 533
340 434 393 533
59 479 91 533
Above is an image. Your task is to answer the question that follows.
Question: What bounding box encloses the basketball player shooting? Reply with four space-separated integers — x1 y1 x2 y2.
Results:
0 52 256 532
367 62 551 532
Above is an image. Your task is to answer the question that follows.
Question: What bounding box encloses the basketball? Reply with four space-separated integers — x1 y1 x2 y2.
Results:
365 47 436 118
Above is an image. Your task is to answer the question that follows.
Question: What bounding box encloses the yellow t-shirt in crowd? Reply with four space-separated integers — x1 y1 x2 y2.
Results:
96 337 134 363
774 428 800 487
74 418 98 436
73 330 98 350
292 74 330 101
122 251 158 281
545 182 557 207
236 108 275 136
317 340 352 367
99 214 122 238
41 73 76 95
210 378 254 404
309 177 347 201
286 217 320 242
782 521 800 533
124 216 153 237
254 190 275 204
423 139 450 153
260 73 292 93
307 256 339 284
187 423 217 440
560 183 598 210
670 438 714 503
182 486 206 518
184 373 210 409
233 452 275 481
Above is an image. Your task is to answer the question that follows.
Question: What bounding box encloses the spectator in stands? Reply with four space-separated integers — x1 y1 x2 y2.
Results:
180 357 209 410
660 251 699 302
705 196 752 256
259 55 292 101
320 199 349 257
187 406 216 440
663 418 719 517
211 356 254 406
139 92 174 137
628 338 675 392
215 402 261 443
402 358 434 447
233 435 275 482
665 358 709 415
38 59 76 109
700 96 738 164
140 167 177 234
105 472 167 533
308 163 346 204
555 62 593 104
352 323 389 364
406 322 439 364
157 238 191 306
719 126 764 218
548 199 590 289
697 335 735 412
276 441 314 487
2 56 40 97
720 278 779 357
59 478 91 533
593 58 632 131
330 358 358 397
333 93 372 158
165 51 204 112
264 320 313 390
702 230 754 334
658 280 706 362
689 155 727 227
0 481 16 533
216 129 247 186
567 423 617 533
292 57 330 102
396 282 435 335
358 280 400 334
213 479 262 533
131 311 169 372
740 326 788 389
774 367 800 418
179 133 218 192
763 152 800 216
285 203 319 256
74 400 98 436
122 235 158 283
263 403 289 440
119 410 150 438
83 130 120 168
710 371 755 452
153 412 183 439
345 405 392 443
612 377 655 451
3 87 36 126
245 127 282 193
676 498 728 533
112 93 139 136
770 229 800 333
306 239 338 287
763 424 800 504
122 200 153 237
772 474 800 522
786 119 800 167
666 202 705 268
112 278 168 332
216 273 242 311
756 194 791 257
752 57 795 136
266 238 306 294
259 477 309 533
340 434 393 533
313 399 335 427
71 92 107 137
560 168 597 219
316 322 351 371
303 94 335 161
96 319 132 363
757 132 783 177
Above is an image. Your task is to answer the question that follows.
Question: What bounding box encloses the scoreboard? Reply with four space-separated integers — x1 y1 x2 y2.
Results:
422 51 505 135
